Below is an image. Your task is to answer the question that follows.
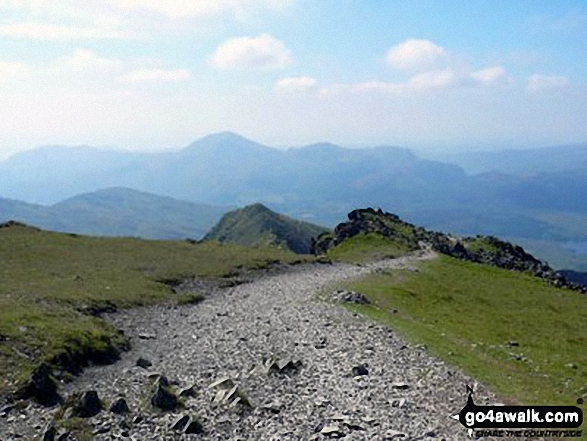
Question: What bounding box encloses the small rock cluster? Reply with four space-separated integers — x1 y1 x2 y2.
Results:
332 289 371 305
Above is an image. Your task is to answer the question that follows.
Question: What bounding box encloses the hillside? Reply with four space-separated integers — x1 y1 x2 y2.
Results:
0 187 229 239
320 208 587 413
204 203 327 254
0 221 302 400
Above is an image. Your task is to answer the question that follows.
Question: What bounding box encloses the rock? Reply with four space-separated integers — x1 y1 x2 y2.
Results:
332 290 371 304
20 363 61 406
391 398 406 408
42 424 57 441
208 377 235 390
56 430 70 441
136 358 152 369
344 421 365 431
391 382 409 390
351 364 369 377
93 423 111 435
109 397 130 414
262 357 303 375
179 385 198 398
320 425 344 437
171 414 190 431
138 333 156 340
185 418 204 434
151 381 178 411
314 336 328 349
384 429 407 439
71 390 102 418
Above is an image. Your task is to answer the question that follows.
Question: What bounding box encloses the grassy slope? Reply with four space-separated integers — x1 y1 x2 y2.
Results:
205 203 327 254
0 223 300 395
342 255 587 409
326 233 411 264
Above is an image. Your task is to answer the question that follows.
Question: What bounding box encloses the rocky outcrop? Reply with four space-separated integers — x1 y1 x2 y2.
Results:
313 208 587 293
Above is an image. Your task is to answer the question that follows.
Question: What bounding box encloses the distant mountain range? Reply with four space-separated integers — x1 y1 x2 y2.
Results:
1 132 586 269
0 187 228 239
433 143 587 175
204 203 327 254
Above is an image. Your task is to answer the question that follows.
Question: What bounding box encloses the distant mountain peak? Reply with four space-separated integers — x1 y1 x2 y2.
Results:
183 132 272 155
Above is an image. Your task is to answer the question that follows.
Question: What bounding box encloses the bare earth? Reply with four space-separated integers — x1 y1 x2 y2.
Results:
1 252 496 440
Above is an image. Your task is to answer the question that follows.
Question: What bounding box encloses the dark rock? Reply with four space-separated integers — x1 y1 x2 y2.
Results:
136 358 152 369
171 414 190 431
185 418 204 434
18 363 61 406
93 423 111 435
138 333 156 340
179 385 198 398
333 290 371 305
314 336 328 349
351 364 369 377
71 390 102 418
151 383 178 411
42 424 57 441
109 397 130 414
56 430 70 441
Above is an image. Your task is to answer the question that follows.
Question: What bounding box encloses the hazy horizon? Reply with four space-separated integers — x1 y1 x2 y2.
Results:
1 130 587 162
0 1 586 158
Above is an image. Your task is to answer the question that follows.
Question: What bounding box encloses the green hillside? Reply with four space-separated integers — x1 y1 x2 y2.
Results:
341 256 587 408
319 209 587 426
0 222 301 398
204 203 328 254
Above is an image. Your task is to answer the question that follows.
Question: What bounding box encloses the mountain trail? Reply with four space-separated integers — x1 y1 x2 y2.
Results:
1 251 496 440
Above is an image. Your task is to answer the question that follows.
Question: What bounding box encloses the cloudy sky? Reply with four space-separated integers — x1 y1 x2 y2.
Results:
0 0 586 155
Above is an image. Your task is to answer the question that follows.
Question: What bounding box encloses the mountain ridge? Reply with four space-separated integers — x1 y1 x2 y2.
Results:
204 203 328 254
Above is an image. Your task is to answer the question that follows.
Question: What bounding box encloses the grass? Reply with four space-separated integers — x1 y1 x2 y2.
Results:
326 233 411 264
0 223 302 397
342 255 587 411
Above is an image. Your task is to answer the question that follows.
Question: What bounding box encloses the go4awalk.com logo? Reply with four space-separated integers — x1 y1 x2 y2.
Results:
452 386 584 438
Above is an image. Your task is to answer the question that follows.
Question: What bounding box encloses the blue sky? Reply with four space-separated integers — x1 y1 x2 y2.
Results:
0 0 586 156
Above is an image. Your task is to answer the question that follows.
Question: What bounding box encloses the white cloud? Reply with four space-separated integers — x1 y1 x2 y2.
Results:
59 49 120 70
321 65 511 97
0 60 28 79
112 0 293 19
210 33 292 70
274 76 318 93
527 74 569 92
386 39 447 71
408 69 456 90
0 0 295 41
470 66 509 87
0 22 132 40
122 68 191 83
349 81 403 94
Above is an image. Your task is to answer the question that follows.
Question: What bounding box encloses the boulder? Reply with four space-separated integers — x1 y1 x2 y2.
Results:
109 397 130 414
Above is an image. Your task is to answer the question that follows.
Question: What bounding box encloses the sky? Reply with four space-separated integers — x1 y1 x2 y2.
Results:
0 0 586 156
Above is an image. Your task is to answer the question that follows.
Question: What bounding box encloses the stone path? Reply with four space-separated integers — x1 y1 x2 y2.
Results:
0 252 496 440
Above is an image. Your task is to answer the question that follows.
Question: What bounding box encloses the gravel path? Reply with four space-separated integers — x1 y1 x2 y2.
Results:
1 252 496 440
